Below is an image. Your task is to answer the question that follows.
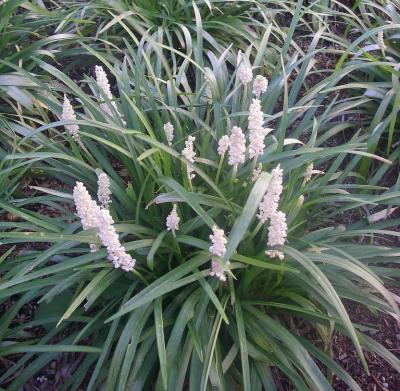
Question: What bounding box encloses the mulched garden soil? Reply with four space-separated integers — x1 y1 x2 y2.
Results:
332 299 400 391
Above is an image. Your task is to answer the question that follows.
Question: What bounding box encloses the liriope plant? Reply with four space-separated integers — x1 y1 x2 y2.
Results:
1 25 400 391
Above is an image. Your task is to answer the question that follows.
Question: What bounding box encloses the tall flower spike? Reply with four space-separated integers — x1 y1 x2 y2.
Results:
97 172 111 208
182 135 196 181
305 162 313 183
267 210 287 247
73 182 100 252
95 65 124 122
237 64 253 85
228 126 246 167
166 204 180 235
204 74 212 103
97 208 135 271
217 135 230 156
163 122 174 146
248 98 271 160
377 31 386 51
62 95 80 141
209 225 229 281
252 75 269 97
257 164 283 222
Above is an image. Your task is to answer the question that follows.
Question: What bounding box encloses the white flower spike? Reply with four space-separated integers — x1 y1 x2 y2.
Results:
377 31 386 51
97 172 111 208
73 182 100 252
228 126 246 167
163 122 174 146
166 204 180 235
248 98 270 160
267 210 287 248
217 135 230 156
209 225 229 281
62 95 80 141
257 164 283 222
252 75 269 97
237 64 253 85
305 162 313 183
95 65 124 122
97 208 135 271
182 135 196 181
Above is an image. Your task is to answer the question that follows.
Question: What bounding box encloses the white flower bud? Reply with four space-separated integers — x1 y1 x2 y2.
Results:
166 204 180 234
217 135 230 156
95 65 124 122
228 126 246 167
265 249 285 260
267 211 287 247
305 162 313 183
73 182 100 252
257 165 283 222
209 225 227 258
248 98 270 160
209 225 229 282
97 172 111 208
97 208 135 271
62 95 80 140
182 135 196 180
378 31 386 51
237 64 253 84
163 122 174 146
252 75 269 97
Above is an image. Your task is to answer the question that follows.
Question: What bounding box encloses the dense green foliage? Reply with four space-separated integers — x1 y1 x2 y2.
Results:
0 1 399 390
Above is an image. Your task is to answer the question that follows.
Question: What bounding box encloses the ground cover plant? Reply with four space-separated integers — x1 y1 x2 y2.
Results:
1 1 400 390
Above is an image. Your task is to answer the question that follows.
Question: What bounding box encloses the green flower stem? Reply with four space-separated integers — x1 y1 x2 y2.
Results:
215 153 225 184
131 268 149 286
230 164 238 189
250 220 264 241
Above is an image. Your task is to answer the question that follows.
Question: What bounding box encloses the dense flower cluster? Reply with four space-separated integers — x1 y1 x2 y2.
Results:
97 172 111 208
377 31 386 51
252 75 268 97
97 208 135 271
166 204 180 234
182 135 196 180
73 181 134 271
248 98 270 160
237 64 253 84
209 225 229 281
256 165 287 259
267 211 287 247
228 126 246 167
257 165 283 222
73 182 100 252
163 122 174 146
62 95 80 140
95 65 123 121
217 135 230 156
305 162 313 182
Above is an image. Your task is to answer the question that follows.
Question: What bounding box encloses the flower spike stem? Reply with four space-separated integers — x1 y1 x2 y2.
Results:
216 153 225 184
249 220 264 241
250 154 258 176
131 269 150 286
230 164 238 190
187 167 193 191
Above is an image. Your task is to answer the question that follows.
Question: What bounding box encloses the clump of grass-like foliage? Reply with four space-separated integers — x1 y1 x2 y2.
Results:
1 2 400 390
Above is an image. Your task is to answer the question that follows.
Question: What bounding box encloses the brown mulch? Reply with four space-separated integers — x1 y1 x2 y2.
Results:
332 300 400 391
